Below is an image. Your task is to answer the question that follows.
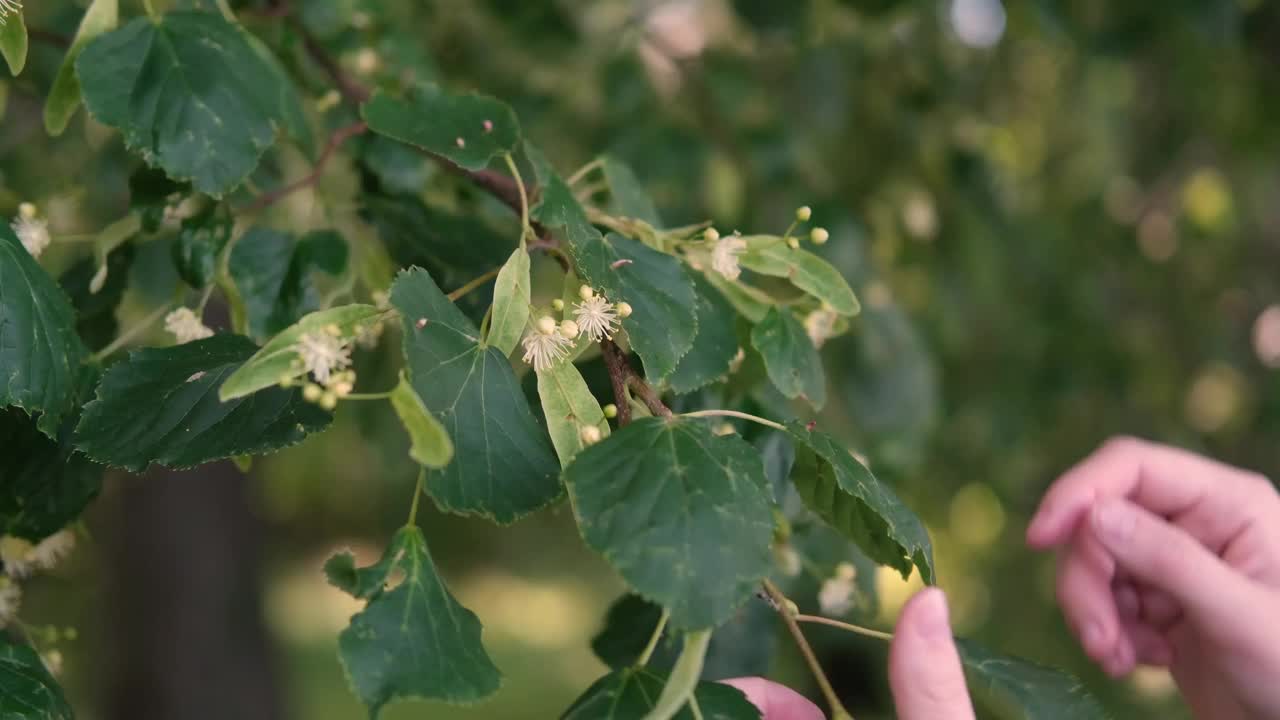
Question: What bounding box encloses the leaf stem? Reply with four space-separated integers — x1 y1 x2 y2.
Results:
447 267 501 302
504 153 532 247
142 0 158 19
762 579 853 720
89 302 173 363
794 614 894 642
679 409 785 432
342 390 395 401
406 467 426 527
566 157 604 187
636 609 670 667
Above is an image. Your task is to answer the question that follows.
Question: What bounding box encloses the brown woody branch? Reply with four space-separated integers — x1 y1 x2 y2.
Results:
237 120 368 213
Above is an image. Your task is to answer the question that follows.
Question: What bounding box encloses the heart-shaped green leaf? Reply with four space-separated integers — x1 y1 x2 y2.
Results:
391 268 561 523
0 223 86 437
362 85 520 171
751 307 826 409
77 12 308 196
329 526 502 718
564 417 773 629
785 421 933 583
75 334 332 472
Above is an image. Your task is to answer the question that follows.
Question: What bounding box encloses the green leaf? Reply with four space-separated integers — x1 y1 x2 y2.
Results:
648 630 710 720
391 268 560 523
601 156 662 227
536 359 609 466
77 12 306 196
564 418 774 629
361 85 520 171
331 526 502 717
591 594 672 671
527 144 615 289
563 668 760 720
664 275 739 394
0 638 73 720
702 272 772 324
59 243 135 352
785 421 933 583
486 246 530 355
0 223 86 437
219 304 382 401
75 334 331 471
43 0 118 136
172 206 231 288
958 640 1107 720
0 407 102 542
609 235 698 378
738 236 860 316
751 308 826 409
528 150 698 375
0 9 26 76
228 227 349 341
389 374 453 468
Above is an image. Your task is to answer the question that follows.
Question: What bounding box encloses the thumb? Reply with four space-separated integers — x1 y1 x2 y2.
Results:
1089 498 1260 632
888 588 976 720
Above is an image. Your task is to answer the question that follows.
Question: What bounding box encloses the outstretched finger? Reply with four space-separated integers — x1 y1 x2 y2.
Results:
889 589 976 720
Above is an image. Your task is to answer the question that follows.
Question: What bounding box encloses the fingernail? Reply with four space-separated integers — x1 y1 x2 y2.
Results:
914 589 952 641
1093 500 1135 545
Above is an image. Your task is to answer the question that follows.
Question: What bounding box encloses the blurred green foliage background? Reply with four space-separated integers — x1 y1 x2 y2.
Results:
6 0 1280 717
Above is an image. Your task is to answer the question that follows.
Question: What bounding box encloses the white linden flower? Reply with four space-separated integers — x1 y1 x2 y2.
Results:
573 294 620 342
521 324 572 372
28 530 75 571
817 562 858 616
12 205 50 259
803 306 839 348
295 331 353 385
710 234 747 280
0 0 21 25
164 308 214 344
0 579 19 628
0 537 34 578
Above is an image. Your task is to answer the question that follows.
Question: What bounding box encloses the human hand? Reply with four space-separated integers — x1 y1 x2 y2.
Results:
724 588 975 719
1027 437 1280 719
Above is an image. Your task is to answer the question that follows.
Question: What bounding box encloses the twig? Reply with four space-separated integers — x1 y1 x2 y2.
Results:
289 15 370 105
762 579 853 720
627 375 671 418
636 609 670 667
794 614 894 643
599 340 633 425
446 267 501 302
237 121 368 213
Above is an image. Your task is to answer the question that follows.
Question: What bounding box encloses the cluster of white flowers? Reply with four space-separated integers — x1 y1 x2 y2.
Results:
0 529 76 629
521 314 575 372
288 325 357 411
573 285 627 342
12 202 50 259
0 0 21 25
803 305 839 348
707 228 747 281
164 307 214 344
817 562 859 616
0 530 76 580
521 285 632 372
0 578 19 628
